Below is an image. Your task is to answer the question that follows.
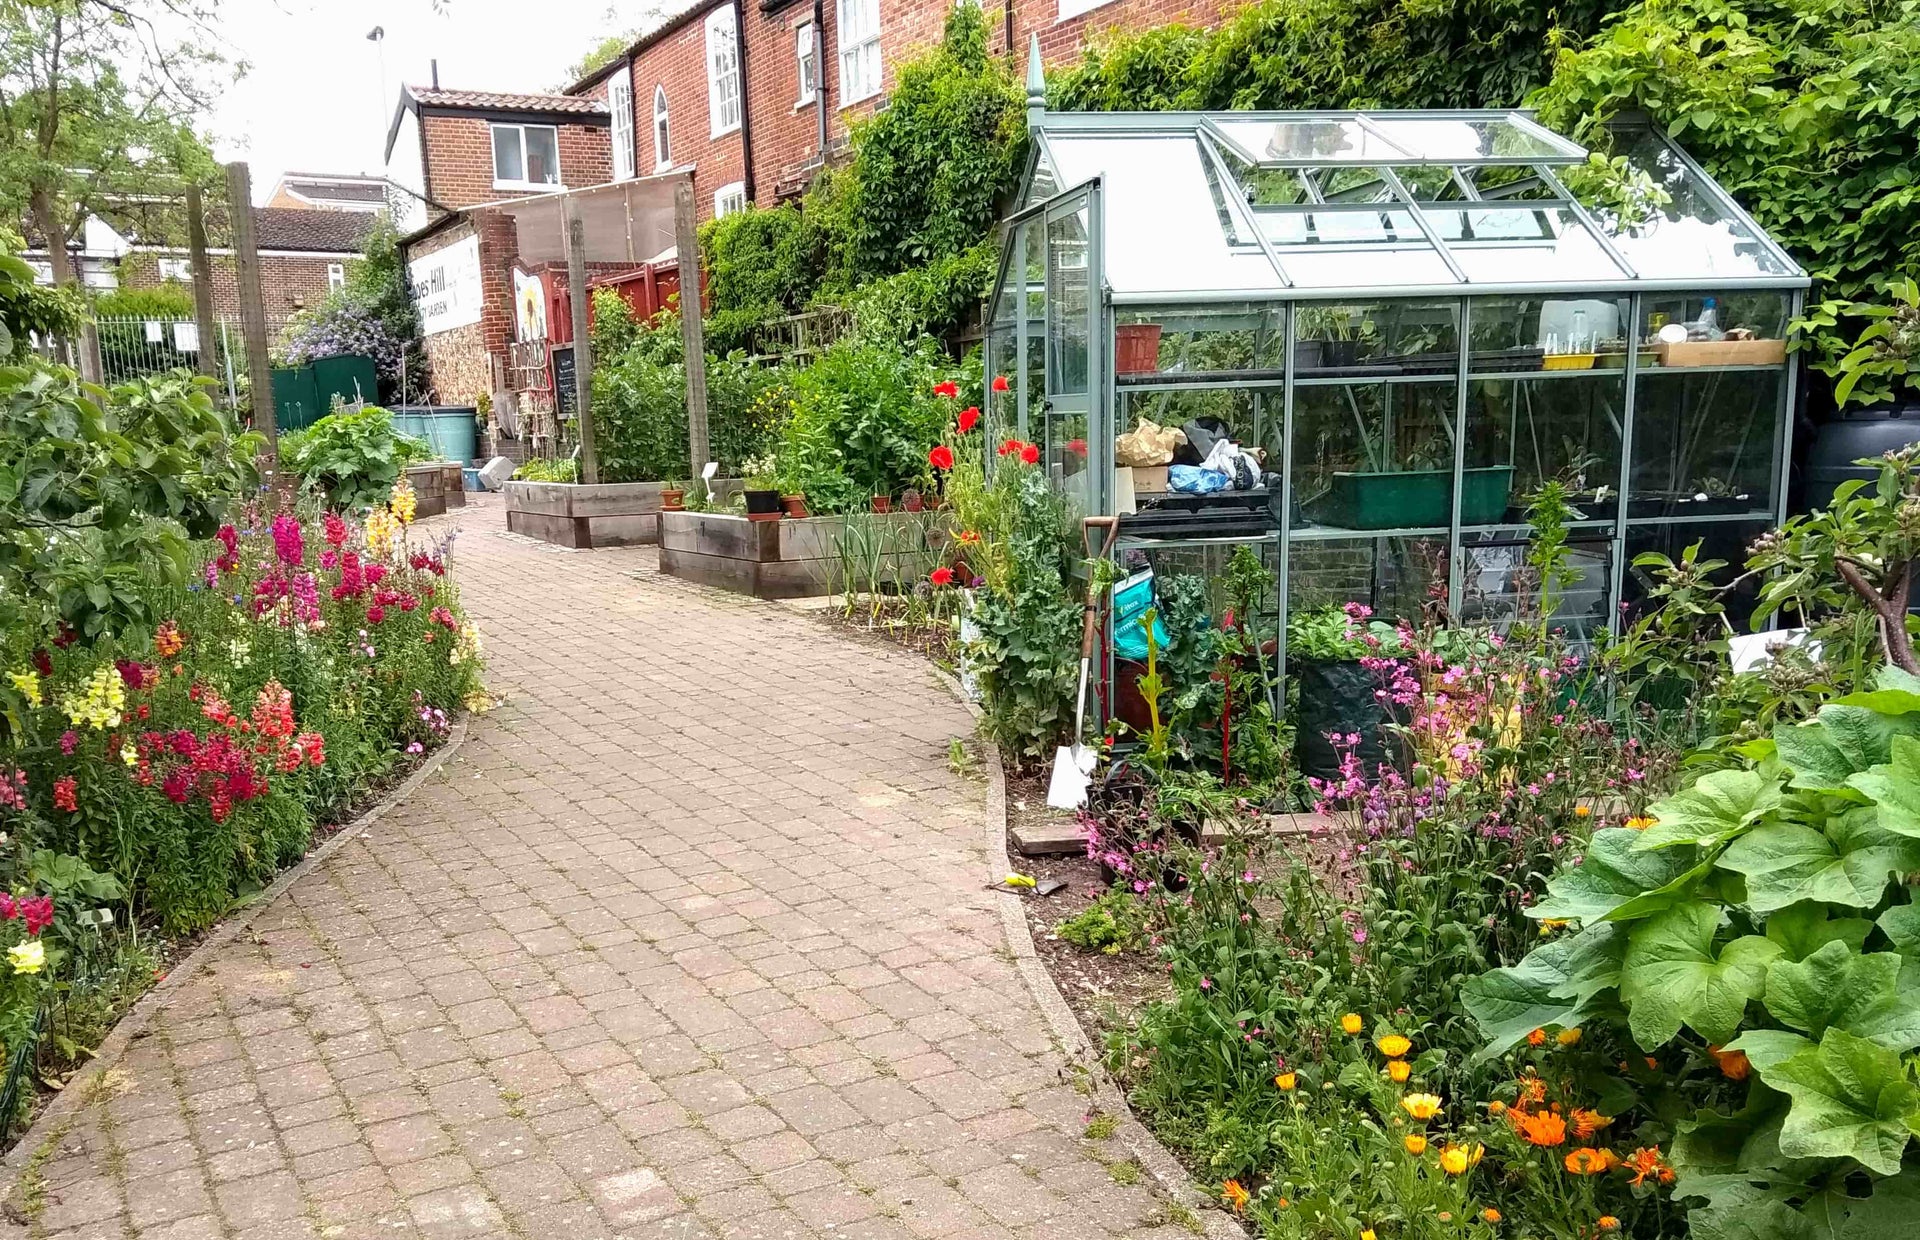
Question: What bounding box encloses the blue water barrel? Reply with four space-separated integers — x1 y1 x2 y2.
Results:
1806 403 1920 511
389 405 479 465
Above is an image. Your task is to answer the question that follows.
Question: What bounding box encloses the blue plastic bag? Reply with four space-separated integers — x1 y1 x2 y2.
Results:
1112 569 1168 660
1170 464 1230 494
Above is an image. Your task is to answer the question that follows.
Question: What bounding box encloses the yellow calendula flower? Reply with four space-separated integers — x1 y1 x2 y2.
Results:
1376 1034 1411 1058
1538 918 1571 936
1624 816 1655 830
1341 1013 1363 1035
7 669 42 709
9 940 45 975
1573 804 1592 817
1274 1072 1297 1091
1361 1230 1377 1240
1557 1027 1583 1047
1401 1093 1442 1120
1387 1059 1411 1083
1482 1208 1502 1224
1403 1134 1427 1155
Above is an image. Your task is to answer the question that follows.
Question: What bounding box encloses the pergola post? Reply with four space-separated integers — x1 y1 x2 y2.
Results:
225 161 278 457
185 184 220 383
563 196 600 485
673 176 711 483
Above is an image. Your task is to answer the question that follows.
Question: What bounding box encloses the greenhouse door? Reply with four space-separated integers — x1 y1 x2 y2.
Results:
1043 189 1102 516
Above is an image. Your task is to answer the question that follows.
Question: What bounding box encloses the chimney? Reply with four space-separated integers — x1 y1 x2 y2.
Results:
430 59 439 89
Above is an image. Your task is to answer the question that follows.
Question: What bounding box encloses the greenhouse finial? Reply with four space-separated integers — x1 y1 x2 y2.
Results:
1026 35 1044 130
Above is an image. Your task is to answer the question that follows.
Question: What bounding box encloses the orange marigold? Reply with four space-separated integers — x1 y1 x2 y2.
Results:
1571 1108 1612 1139
1623 1146 1674 1187
1707 1044 1752 1081
1221 1180 1250 1214
1512 1109 1568 1147
1387 1059 1411 1083
1487 1100 1507 1116
1517 1075 1548 1107
1597 1218 1622 1233
1404 1134 1428 1155
1482 1209 1502 1224
1275 1072 1297 1091
1564 1147 1618 1175
1527 1028 1548 1046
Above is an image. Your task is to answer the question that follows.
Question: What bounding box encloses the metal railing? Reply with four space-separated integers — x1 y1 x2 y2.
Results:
93 315 293 408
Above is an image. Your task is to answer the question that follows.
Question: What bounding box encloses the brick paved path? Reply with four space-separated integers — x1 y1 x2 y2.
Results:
5 498 1177 1240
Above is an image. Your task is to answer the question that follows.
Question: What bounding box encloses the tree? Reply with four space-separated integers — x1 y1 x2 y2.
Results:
0 0 227 292
278 217 428 404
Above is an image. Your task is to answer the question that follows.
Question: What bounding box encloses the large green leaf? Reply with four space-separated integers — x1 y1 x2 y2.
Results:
1463 922 1623 1060
1878 900 1920 956
1718 810 1920 912
1728 1029 1815 1078
1765 903 1874 962
1836 1164 1920 1240
1621 901 1783 1048
1847 735 1920 839
1769 1028 1920 1176
1635 768 1782 851
1528 828 1703 924
1777 705 1920 793
1828 665 1920 719
1763 940 1905 1042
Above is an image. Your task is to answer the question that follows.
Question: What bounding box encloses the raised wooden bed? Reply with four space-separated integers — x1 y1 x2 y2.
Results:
404 463 462 519
657 510 938 599
501 480 672 548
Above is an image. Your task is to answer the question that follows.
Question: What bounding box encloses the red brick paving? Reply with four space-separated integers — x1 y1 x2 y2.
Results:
2 497 1177 1240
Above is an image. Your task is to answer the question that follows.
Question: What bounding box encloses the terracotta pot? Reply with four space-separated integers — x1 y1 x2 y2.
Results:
870 495 892 514
661 489 685 512
1114 323 1164 375
780 494 810 518
902 490 925 513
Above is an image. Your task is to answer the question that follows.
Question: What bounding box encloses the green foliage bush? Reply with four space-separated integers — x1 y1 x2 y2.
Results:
1531 0 1920 408
92 284 195 320
282 405 430 510
1051 0 1620 113
777 338 959 511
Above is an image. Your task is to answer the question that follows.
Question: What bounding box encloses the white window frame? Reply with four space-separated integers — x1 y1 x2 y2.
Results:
705 7 741 138
795 22 818 106
836 0 882 105
327 263 346 291
157 257 193 281
608 73 635 181
490 123 562 191
652 86 672 170
713 182 747 218
1056 0 1119 18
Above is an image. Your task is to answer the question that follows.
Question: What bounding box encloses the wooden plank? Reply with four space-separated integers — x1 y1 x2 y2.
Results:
674 177 710 476
1012 818 1086 857
564 197 599 484
226 162 278 455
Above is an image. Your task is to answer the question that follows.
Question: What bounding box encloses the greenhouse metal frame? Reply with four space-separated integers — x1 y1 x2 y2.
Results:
983 62 1811 713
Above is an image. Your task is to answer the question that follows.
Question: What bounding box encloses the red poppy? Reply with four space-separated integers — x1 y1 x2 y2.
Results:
932 380 959 399
930 567 955 586
1020 443 1041 465
957 406 980 432
928 444 954 470
992 375 1010 392
1067 438 1087 456
997 438 1021 457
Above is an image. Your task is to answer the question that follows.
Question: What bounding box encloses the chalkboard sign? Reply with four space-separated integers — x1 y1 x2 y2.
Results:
552 347 577 421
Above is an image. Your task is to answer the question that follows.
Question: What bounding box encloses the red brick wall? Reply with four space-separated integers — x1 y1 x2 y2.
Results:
623 2 747 225
1000 0 1229 65
420 114 614 210
118 250 352 316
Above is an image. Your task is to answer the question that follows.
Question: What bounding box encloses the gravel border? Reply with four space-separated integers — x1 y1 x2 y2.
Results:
927 668 1245 1240
0 719 472 1179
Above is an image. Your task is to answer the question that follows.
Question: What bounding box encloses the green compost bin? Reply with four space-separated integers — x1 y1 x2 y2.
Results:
1312 466 1514 530
271 354 380 431
390 405 479 466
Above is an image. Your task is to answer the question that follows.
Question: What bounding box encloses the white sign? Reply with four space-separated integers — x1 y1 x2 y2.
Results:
408 234 483 336
173 322 200 353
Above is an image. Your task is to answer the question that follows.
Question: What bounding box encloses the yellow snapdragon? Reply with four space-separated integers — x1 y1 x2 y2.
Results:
366 506 400 558
7 669 41 709
61 665 125 731
8 941 44 975
390 477 418 525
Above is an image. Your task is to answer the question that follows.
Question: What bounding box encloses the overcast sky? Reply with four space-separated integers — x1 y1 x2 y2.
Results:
208 0 677 200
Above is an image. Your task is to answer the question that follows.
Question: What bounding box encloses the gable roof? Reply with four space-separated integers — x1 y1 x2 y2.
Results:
253 208 375 253
279 176 390 207
386 84 613 162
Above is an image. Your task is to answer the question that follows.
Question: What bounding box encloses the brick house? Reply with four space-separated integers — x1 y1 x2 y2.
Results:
118 208 376 317
388 0 1225 437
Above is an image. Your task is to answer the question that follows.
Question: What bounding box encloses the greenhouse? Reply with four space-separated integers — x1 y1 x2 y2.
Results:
984 87 1810 713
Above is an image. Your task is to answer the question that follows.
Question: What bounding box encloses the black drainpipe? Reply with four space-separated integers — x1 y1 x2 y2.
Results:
734 0 757 203
814 0 828 157
1003 0 1013 56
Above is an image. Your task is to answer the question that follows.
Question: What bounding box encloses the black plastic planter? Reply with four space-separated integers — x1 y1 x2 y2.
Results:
1292 658 1392 784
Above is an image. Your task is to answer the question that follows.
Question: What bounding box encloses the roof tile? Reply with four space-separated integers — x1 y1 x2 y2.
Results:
409 87 608 116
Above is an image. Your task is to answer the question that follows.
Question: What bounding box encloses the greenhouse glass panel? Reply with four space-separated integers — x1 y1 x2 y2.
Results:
1114 303 1286 379
1288 536 1448 626
1290 381 1461 533
1624 522 1770 629
1584 129 1796 281
1368 115 1582 163
1457 531 1613 640
1293 301 1459 368
1470 295 1633 370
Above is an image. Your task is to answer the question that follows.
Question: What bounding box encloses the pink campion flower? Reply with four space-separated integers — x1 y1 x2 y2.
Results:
1199 977 1213 990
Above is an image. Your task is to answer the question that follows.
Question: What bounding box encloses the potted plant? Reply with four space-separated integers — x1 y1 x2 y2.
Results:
1307 433 1514 530
1287 603 1407 782
741 455 782 522
1293 307 1379 373
661 481 687 512
780 492 809 518
901 489 926 513
870 494 892 514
